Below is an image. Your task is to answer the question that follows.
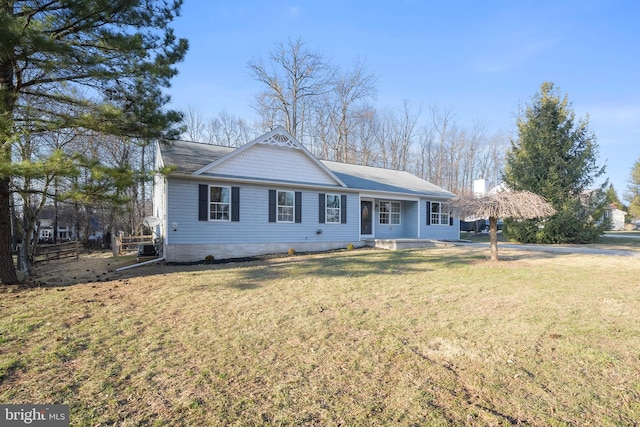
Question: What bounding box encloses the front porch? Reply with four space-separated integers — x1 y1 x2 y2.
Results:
359 196 460 244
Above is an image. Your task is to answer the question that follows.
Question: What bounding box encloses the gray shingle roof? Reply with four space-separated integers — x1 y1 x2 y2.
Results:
158 140 454 199
158 140 234 174
322 160 454 198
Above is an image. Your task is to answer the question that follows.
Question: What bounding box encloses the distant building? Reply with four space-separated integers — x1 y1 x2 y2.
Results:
603 204 626 230
36 204 104 243
37 204 77 243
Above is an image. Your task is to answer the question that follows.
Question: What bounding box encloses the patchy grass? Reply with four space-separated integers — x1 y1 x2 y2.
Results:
594 235 640 250
1 247 639 426
461 231 640 252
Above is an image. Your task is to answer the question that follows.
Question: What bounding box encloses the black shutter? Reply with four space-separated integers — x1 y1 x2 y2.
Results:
295 192 302 223
341 195 347 224
319 193 325 223
199 184 208 221
449 215 453 226
268 190 276 223
426 201 431 225
231 187 240 222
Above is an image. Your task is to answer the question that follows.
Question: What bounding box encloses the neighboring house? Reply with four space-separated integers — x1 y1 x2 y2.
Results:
153 127 459 263
37 204 78 243
603 204 626 230
37 204 104 243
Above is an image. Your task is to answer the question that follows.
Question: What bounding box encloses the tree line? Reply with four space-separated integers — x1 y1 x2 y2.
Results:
185 38 509 197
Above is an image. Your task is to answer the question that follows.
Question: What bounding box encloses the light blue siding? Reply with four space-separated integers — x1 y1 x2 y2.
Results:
403 201 419 237
205 144 339 186
373 200 418 239
419 198 460 240
166 178 360 245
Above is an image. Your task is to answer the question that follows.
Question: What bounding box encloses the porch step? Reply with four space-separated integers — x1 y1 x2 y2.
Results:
366 239 437 250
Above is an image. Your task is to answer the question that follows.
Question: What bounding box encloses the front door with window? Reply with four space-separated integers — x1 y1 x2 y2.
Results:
361 200 372 235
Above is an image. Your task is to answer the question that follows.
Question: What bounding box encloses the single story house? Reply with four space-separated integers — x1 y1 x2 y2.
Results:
153 127 459 263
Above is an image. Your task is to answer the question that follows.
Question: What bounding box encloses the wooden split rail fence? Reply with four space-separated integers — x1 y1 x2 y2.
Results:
33 240 80 263
112 234 154 256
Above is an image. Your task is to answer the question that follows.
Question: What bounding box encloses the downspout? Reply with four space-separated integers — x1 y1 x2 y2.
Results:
116 255 165 272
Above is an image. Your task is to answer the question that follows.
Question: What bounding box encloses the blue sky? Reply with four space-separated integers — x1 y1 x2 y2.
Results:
167 1 640 198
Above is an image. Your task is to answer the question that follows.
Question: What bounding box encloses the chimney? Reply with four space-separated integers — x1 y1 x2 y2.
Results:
473 178 487 196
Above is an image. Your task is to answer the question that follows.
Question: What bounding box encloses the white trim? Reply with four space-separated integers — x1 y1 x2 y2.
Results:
417 198 421 237
276 190 295 223
255 131 301 149
429 201 450 226
208 185 231 222
324 193 341 224
379 200 401 225
358 191 425 202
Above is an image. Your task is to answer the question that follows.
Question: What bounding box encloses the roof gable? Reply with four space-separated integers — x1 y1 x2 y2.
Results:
194 127 346 187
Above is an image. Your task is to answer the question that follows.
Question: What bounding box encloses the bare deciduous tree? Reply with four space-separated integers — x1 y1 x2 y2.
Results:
329 61 377 162
184 107 206 142
248 37 333 139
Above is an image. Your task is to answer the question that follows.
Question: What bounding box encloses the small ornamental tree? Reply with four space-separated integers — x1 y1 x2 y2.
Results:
450 190 555 261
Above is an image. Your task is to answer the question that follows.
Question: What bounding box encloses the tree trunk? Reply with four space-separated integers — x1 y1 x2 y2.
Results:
53 182 59 244
20 210 36 279
0 176 19 284
489 216 499 262
1 32 20 284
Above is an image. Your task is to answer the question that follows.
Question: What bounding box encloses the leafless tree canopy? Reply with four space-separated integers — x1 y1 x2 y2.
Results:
450 191 556 220
183 38 511 196
247 37 334 138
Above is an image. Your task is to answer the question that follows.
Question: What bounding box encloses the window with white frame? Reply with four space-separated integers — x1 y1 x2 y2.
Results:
379 201 401 224
277 190 294 222
325 194 341 223
430 201 449 225
209 186 230 220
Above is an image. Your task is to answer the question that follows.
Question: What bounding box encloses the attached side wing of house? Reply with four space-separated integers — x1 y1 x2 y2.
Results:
154 127 459 262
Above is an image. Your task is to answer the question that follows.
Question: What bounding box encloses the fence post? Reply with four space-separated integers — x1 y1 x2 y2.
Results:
112 233 120 257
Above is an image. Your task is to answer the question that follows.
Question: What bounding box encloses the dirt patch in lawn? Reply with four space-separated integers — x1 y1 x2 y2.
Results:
12 249 344 289
13 251 153 288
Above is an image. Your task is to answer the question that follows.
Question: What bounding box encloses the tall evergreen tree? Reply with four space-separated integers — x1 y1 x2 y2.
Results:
604 184 623 209
0 1 188 284
503 82 607 243
625 158 640 221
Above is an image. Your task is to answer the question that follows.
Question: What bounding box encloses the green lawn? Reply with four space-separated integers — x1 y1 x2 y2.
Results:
1 246 639 426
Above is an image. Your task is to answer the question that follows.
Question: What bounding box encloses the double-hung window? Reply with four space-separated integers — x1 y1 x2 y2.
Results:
430 201 449 225
199 184 239 222
277 190 295 222
325 194 341 224
210 186 230 221
379 201 401 225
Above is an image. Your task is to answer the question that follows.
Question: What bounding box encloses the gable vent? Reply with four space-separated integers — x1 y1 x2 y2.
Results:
257 132 300 150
